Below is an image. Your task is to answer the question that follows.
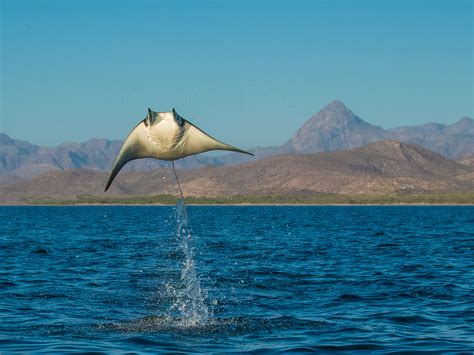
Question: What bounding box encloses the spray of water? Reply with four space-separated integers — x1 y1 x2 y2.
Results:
168 162 209 326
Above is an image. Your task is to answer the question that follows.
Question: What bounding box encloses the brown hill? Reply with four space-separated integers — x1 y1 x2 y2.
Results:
171 140 471 196
1 141 472 204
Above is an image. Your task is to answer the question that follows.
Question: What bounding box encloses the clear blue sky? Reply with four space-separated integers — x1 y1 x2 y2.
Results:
1 0 472 147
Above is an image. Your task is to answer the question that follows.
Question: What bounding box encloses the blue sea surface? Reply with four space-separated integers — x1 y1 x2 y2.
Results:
1 206 473 352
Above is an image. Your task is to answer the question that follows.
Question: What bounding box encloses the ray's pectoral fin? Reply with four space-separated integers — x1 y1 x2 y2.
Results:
104 152 130 192
214 141 255 156
184 122 255 157
104 122 147 192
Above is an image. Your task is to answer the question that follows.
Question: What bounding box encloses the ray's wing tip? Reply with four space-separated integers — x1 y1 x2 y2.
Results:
230 147 254 156
237 148 254 156
104 175 114 192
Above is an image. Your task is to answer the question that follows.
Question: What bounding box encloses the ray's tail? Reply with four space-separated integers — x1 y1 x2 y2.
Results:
172 161 186 202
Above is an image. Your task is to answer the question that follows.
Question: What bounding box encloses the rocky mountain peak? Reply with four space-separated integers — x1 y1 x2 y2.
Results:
0 133 14 145
456 116 473 124
307 99 359 128
323 99 351 113
452 116 473 129
444 116 474 135
283 100 384 153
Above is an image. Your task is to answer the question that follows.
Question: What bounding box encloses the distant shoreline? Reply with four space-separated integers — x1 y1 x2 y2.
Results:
2 204 474 208
2 204 474 207
1 192 473 207
2 202 474 207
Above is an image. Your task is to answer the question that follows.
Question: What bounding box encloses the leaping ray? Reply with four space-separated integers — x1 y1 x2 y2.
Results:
104 108 253 191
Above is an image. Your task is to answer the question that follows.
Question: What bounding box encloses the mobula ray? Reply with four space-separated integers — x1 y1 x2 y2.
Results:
104 108 253 191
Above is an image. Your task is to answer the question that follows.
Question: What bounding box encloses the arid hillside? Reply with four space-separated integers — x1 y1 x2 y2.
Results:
1 141 472 204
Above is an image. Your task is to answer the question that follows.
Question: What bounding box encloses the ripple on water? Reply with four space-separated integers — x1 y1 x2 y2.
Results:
102 315 331 338
0 206 473 352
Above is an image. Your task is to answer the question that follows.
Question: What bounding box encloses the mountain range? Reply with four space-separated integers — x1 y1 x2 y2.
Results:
1 140 473 204
282 100 474 158
0 100 473 183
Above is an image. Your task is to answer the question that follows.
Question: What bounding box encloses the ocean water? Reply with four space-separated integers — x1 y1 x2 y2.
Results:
0 205 473 353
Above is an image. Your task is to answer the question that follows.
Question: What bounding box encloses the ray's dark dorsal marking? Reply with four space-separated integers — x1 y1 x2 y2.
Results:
104 107 253 192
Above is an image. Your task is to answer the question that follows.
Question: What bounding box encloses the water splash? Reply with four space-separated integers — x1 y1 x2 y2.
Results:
168 198 209 326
